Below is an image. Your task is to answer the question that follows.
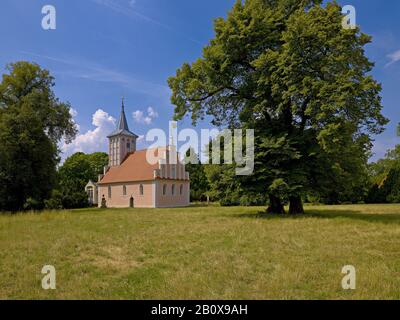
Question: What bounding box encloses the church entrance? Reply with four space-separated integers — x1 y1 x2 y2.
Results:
130 197 134 208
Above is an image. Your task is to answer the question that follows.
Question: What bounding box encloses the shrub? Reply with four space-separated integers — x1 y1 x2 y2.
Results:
44 190 63 210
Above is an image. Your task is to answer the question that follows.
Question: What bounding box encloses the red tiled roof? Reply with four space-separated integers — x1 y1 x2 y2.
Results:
98 149 159 184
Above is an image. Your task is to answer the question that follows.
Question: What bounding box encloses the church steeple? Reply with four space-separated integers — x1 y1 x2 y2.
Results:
117 97 130 132
109 98 136 138
107 98 138 167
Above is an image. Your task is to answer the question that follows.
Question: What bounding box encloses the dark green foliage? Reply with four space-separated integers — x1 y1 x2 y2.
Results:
44 190 64 210
185 163 209 202
204 163 267 206
0 62 77 211
383 165 400 203
183 148 210 201
46 152 108 209
204 164 240 205
198 134 267 206
367 146 400 204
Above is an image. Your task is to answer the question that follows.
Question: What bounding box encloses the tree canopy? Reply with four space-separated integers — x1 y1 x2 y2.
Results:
0 62 77 211
168 0 388 213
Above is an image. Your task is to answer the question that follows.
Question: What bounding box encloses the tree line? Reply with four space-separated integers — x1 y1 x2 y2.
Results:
0 59 397 212
0 0 397 213
187 142 400 207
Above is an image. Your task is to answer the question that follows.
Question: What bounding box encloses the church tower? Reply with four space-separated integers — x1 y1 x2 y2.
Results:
107 98 138 167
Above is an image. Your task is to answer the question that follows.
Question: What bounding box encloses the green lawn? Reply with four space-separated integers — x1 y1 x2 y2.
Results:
0 204 399 300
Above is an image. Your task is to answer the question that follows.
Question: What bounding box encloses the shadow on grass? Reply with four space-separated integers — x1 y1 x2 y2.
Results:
233 209 400 225
189 203 220 208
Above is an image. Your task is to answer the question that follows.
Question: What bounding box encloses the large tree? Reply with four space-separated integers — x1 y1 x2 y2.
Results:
168 0 387 214
0 62 77 211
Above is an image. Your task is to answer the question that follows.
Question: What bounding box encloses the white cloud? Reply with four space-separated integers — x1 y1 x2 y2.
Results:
137 135 145 142
129 0 136 8
144 117 152 125
132 110 144 122
69 108 80 131
147 106 158 118
132 106 158 125
69 108 78 118
386 49 400 67
62 109 116 158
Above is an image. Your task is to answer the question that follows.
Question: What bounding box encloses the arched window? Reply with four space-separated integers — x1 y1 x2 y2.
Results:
87 187 94 204
123 185 127 196
140 184 144 196
180 184 183 195
163 184 167 196
172 184 176 196
108 186 112 199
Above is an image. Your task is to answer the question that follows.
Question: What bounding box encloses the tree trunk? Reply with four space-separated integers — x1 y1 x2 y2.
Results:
267 195 285 214
289 196 304 215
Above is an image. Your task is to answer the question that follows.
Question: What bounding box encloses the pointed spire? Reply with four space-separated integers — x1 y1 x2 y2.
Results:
107 98 138 138
117 97 129 131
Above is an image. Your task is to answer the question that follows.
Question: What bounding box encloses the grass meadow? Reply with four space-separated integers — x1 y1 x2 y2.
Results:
0 204 399 300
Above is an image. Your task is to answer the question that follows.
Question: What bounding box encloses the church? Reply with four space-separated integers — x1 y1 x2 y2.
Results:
85 100 190 208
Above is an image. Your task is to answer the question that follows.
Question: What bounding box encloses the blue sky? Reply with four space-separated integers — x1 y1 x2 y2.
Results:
0 0 399 161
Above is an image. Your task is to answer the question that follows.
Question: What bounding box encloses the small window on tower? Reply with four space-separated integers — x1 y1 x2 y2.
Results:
140 184 144 196
123 185 127 196
127 142 130 149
